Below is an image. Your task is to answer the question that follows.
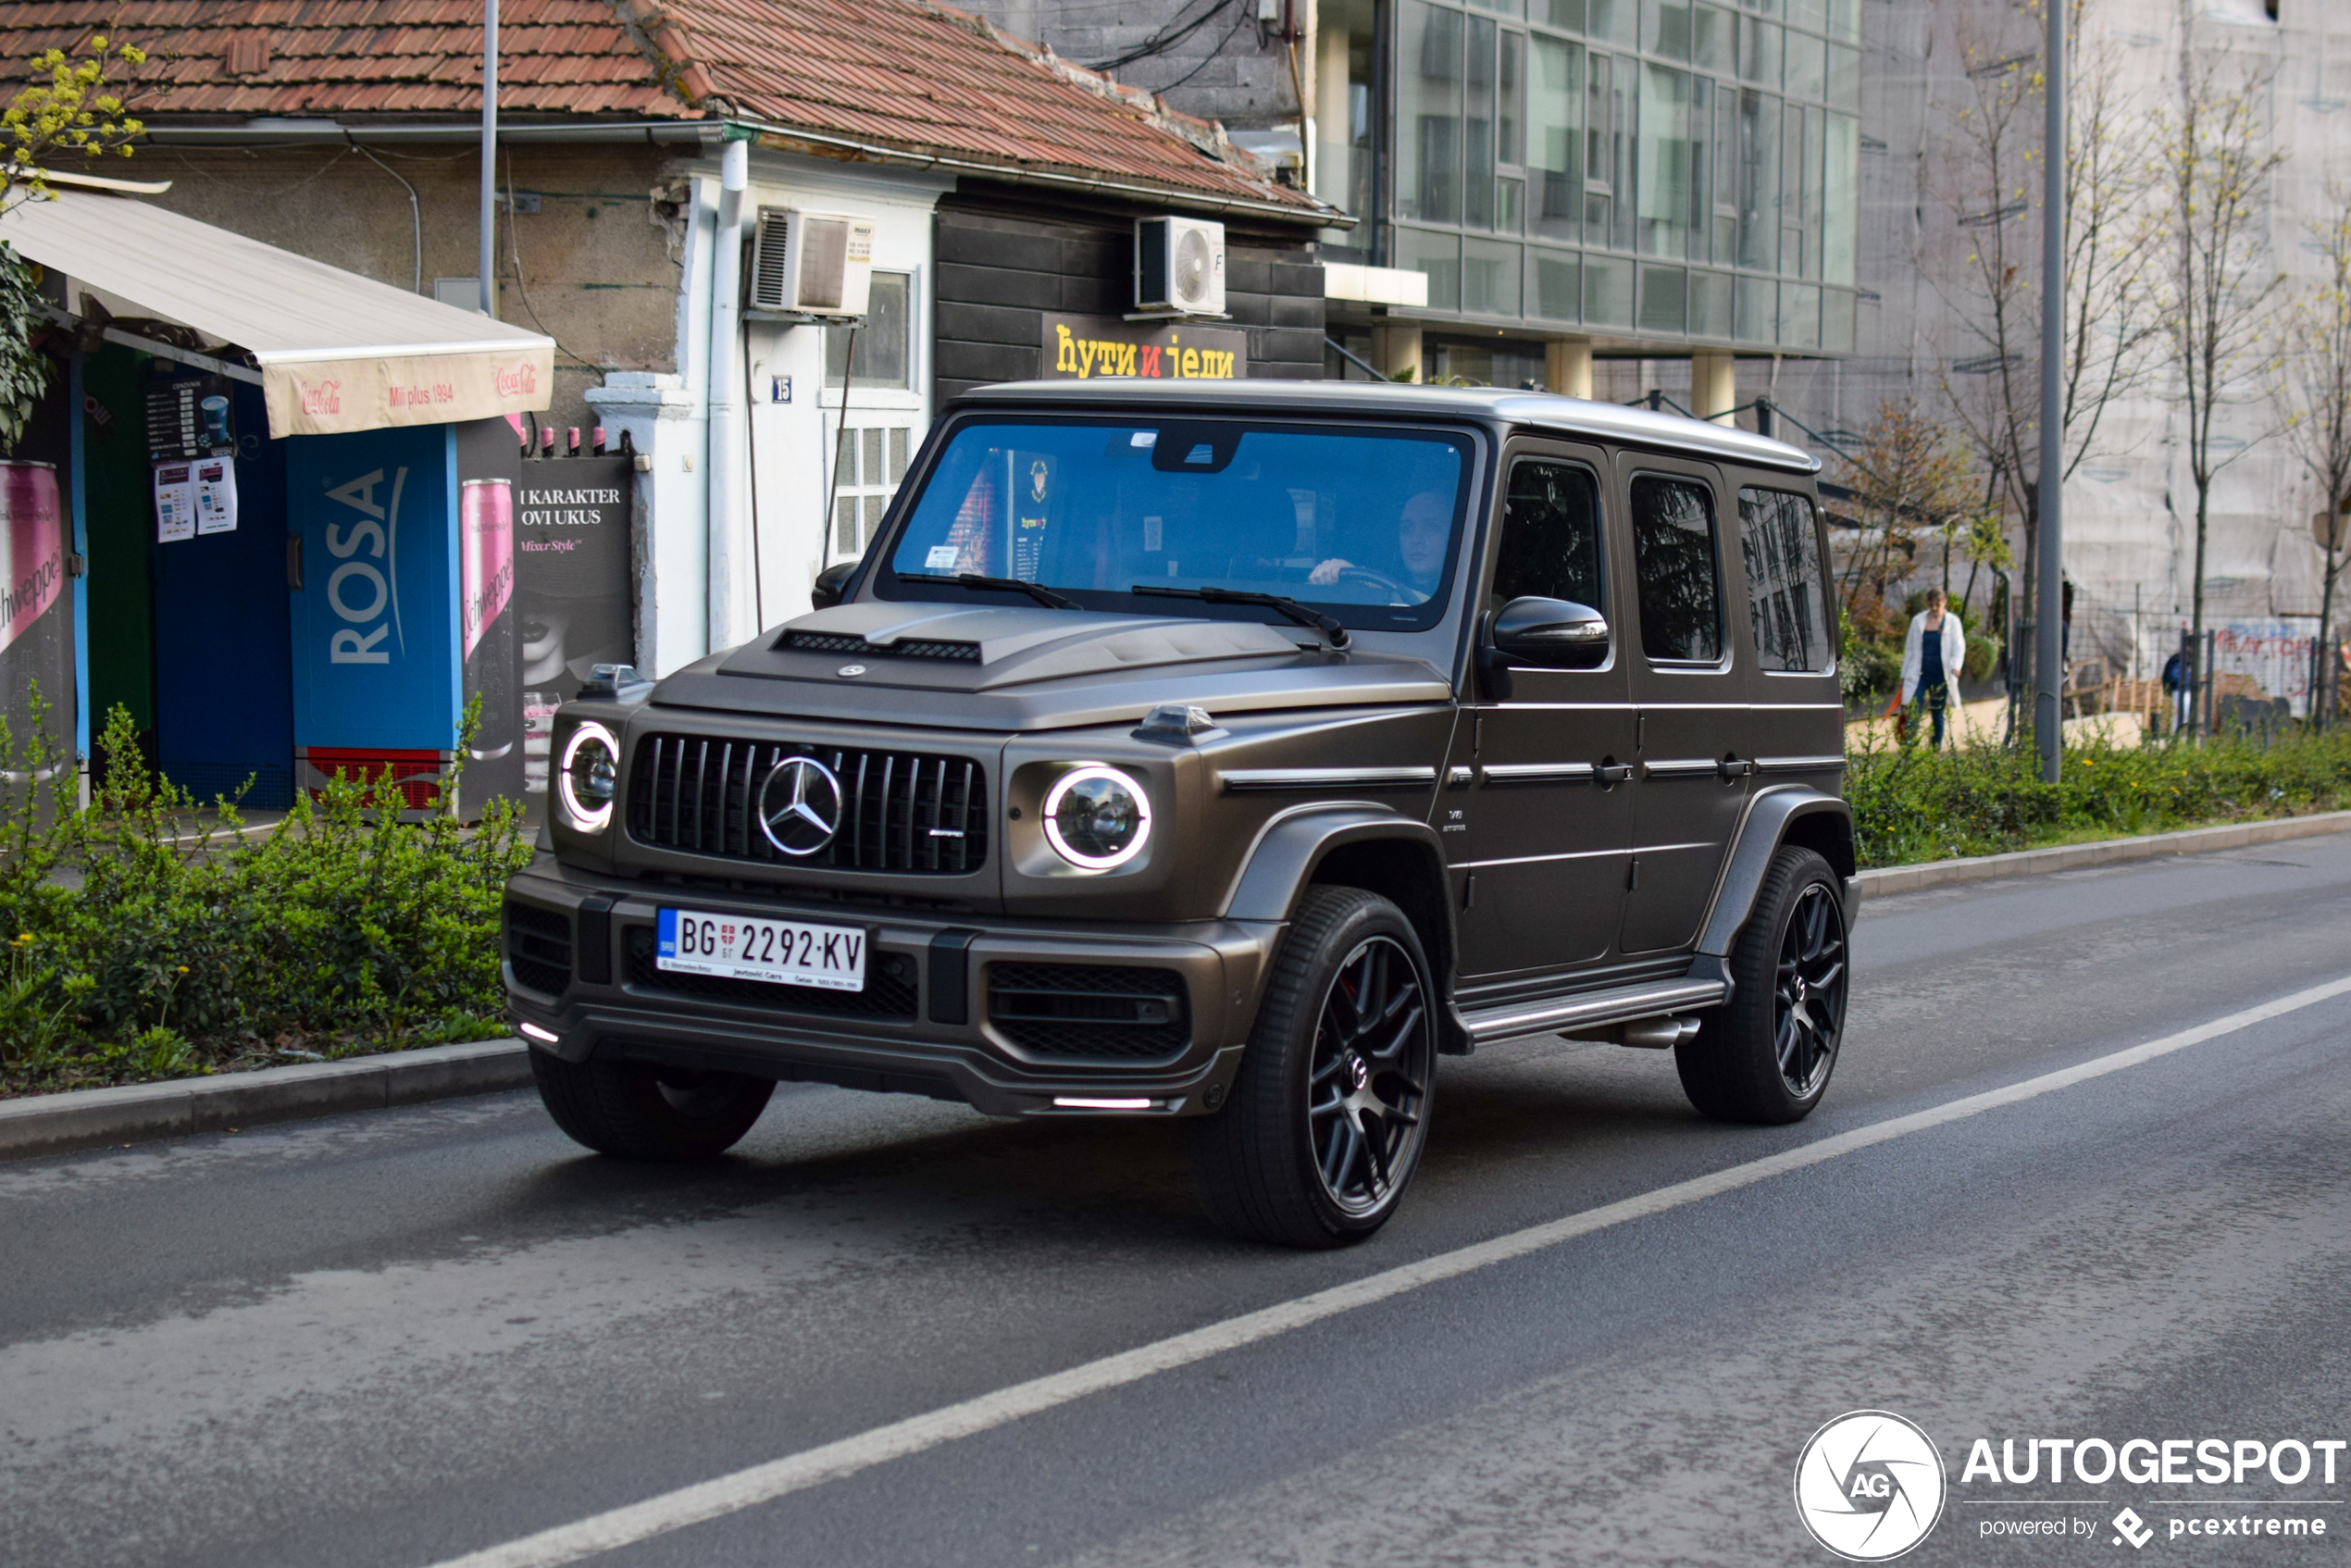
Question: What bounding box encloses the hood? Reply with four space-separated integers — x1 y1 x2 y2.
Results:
647 602 1455 732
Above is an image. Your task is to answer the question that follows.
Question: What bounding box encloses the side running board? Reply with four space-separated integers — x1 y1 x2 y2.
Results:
1449 964 1730 1050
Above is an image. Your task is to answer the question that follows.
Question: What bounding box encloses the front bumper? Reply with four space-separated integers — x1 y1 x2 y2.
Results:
501 853 1282 1118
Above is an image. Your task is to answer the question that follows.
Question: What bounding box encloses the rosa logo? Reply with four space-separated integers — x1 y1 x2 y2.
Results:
1794 1411 1947 1561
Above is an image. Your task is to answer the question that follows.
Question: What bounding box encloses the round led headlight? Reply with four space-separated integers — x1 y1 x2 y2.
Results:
557 721 620 833
1041 765 1152 870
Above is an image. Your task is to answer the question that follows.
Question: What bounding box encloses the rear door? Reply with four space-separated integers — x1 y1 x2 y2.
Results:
1444 442 1635 979
1620 457 1751 954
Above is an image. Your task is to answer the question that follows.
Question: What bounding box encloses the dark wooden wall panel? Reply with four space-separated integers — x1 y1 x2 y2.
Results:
933 199 1325 401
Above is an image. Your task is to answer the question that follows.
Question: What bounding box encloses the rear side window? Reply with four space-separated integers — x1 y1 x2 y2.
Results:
1629 475 1723 662
1738 486 1831 672
1493 461 1604 613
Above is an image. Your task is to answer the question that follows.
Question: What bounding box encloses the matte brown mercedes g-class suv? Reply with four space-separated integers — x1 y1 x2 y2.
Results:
505 380 1853 1247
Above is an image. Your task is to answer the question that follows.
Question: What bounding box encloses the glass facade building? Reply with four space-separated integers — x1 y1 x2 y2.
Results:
1369 0 1860 355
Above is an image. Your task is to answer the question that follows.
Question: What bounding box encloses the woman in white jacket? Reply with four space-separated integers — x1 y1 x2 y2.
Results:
1899 589 1967 747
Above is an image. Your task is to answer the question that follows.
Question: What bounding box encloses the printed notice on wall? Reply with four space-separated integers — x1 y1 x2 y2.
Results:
154 463 196 542
193 459 239 535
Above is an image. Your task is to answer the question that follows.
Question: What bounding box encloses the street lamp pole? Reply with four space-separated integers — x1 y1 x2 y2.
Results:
2035 0 2066 780
479 0 499 318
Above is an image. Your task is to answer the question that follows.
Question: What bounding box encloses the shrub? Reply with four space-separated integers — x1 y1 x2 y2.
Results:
0 695 534 1094
1847 727 2351 867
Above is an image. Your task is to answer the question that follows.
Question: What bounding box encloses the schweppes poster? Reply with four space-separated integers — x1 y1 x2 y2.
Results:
1042 314 1249 380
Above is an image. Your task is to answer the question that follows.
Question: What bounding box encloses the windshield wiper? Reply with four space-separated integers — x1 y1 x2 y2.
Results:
900 571 1080 611
1130 584 1350 650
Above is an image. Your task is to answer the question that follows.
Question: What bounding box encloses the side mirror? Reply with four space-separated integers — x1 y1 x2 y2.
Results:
811 560 858 610
1488 596 1611 669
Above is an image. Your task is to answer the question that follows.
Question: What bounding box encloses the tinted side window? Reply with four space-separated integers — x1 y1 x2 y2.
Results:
1629 475 1723 662
1493 461 1604 613
1738 486 1830 672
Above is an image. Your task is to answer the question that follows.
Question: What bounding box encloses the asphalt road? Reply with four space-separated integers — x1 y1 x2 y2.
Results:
6 839 2351 1568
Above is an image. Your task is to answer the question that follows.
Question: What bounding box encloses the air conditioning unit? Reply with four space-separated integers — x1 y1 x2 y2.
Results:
748 208 876 316
1134 216 1226 317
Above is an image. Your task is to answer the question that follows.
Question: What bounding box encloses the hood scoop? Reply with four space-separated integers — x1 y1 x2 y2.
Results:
777 628 982 664
728 602 1307 689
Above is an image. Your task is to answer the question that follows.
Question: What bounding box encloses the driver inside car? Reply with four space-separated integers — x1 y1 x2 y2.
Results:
1307 489 1452 596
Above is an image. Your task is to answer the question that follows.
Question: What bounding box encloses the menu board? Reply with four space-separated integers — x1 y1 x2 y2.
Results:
144 374 237 463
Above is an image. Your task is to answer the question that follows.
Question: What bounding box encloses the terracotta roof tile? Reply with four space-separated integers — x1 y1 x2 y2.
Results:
0 0 1326 216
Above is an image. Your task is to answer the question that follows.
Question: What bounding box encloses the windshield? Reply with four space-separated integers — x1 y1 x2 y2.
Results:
878 417 1474 631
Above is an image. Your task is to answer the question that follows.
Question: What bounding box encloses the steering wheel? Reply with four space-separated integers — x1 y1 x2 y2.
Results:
1331 564 1417 604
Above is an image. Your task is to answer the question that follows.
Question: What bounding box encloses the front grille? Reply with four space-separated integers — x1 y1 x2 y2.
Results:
988 964 1190 1061
505 902 573 995
628 734 988 874
624 927 918 1018
779 630 981 663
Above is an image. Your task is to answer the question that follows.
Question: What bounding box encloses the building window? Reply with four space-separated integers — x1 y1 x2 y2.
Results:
823 271 912 390
833 425 912 558
1384 0 1853 349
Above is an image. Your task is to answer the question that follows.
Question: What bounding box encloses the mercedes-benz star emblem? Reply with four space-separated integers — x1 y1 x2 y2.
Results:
757 756 844 857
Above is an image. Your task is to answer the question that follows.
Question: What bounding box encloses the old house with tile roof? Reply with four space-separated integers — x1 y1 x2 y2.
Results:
4 0 1341 678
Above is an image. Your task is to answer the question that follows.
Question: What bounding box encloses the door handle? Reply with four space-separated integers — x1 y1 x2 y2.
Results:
1717 757 1756 780
286 534 304 591
1595 762 1635 785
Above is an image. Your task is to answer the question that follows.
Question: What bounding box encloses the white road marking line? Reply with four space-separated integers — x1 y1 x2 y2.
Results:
425 974 2351 1568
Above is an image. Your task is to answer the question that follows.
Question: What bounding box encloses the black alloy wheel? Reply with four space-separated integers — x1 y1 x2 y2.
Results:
1190 886 1438 1247
1773 881 1847 1098
1675 844 1848 1124
1308 933 1435 1215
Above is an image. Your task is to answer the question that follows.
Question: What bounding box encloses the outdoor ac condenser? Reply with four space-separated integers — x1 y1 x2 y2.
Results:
748 208 876 317
1134 215 1226 316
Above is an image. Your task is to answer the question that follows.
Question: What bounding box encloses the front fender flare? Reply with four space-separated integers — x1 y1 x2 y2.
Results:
1694 785 1855 958
1221 803 1452 926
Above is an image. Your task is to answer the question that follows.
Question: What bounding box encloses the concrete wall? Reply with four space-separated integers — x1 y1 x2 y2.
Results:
953 0 1304 131
1755 0 2351 689
132 141 685 432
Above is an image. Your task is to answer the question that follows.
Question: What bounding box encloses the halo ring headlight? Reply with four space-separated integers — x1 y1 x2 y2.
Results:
1041 764 1152 870
557 721 620 833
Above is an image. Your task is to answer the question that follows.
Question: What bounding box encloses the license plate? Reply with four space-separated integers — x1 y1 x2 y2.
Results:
656 908 868 992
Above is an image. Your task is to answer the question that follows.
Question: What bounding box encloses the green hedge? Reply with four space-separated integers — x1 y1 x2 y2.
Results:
1847 728 2351 868
1 699 533 1095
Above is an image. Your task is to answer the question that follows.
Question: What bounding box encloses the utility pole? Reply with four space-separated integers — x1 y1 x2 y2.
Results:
479 0 499 317
2034 0 2066 781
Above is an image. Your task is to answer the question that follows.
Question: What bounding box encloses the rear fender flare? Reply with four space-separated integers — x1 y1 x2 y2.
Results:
1694 786 1855 959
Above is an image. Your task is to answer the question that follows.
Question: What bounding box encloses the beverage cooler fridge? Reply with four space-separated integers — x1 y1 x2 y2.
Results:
286 418 524 818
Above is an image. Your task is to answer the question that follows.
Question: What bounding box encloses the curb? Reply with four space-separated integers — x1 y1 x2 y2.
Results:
0 1038 532 1164
1854 810 2351 898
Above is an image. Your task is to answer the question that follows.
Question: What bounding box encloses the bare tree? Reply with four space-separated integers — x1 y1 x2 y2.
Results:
1933 1 2160 691
2273 188 2351 727
1835 399 1982 634
2157 38 2286 723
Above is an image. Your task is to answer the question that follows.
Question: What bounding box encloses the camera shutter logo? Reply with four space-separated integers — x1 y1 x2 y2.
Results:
1793 1411 1947 1561
757 756 844 857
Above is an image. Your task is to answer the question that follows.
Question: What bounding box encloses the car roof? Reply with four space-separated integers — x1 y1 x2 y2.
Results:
957 378 1822 477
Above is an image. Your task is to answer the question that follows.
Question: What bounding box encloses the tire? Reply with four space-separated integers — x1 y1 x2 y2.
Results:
1675 845 1848 1125
1188 886 1438 1248
529 1049 775 1160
